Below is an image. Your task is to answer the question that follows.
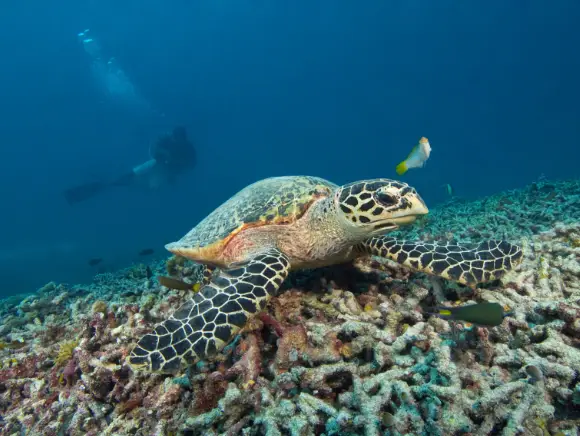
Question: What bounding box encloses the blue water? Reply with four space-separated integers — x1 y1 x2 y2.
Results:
0 0 578 296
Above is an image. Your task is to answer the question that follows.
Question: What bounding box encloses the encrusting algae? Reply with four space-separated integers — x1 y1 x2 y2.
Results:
0 177 578 435
91 299 108 315
54 339 79 367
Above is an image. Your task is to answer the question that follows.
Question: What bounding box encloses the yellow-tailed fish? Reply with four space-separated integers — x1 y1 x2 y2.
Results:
395 137 432 175
432 302 508 327
0 339 26 351
157 276 201 292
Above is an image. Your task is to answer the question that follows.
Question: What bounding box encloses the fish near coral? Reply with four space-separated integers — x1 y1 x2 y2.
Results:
395 137 432 175
158 275 201 292
525 364 544 384
432 302 508 327
442 183 454 197
88 258 103 266
128 175 522 373
0 339 26 351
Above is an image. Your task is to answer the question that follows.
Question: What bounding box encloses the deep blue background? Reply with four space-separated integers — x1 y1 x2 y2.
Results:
1 1 579 296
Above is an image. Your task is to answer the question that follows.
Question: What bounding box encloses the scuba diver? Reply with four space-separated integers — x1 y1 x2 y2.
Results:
63 126 196 205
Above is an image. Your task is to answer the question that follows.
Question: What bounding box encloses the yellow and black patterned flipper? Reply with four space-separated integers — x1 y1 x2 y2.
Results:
358 237 523 287
129 248 290 372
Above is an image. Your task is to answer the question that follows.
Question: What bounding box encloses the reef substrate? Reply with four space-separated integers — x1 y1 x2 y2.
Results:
1 178 579 435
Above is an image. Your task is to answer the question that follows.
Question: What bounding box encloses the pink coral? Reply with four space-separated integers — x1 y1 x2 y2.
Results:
0 355 41 383
192 372 228 413
226 332 262 388
62 357 78 386
274 324 308 371
155 384 183 418
272 290 305 323
258 312 342 374
476 327 495 366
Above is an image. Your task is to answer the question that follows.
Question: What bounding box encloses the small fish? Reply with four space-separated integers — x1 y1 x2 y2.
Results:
145 266 153 279
381 412 395 427
0 339 26 351
395 137 432 175
157 276 201 292
525 365 544 383
88 258 103 266
432 302 507 327
139 248 154 256
442 183 454 196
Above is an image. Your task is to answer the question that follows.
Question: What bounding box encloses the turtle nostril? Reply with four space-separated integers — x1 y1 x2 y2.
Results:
376 192 397 207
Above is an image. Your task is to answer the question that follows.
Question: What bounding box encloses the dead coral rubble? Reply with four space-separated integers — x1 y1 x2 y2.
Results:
1 178 579 435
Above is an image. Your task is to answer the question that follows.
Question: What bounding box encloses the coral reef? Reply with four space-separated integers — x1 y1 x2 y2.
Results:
0 178 579 435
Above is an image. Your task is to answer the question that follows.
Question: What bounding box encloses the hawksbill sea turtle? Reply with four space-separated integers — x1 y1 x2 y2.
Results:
129 176 523 372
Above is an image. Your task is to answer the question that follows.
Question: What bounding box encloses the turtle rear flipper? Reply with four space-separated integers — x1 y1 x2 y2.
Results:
359 237 523 287
129 248 290 372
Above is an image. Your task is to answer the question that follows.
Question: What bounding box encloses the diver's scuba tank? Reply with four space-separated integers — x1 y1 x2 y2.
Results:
132 159 157 176
78 28 101 59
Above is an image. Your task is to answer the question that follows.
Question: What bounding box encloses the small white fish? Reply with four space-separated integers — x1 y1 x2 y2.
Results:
442 183 454 196
395 137 432 175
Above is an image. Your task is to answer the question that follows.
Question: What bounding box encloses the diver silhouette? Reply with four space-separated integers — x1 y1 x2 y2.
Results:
63 126 196 205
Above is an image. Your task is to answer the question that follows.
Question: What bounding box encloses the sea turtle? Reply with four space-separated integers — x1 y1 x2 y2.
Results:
129 176 523 372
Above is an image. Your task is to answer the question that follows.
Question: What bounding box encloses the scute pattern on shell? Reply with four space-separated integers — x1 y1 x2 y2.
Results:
181 176 338 248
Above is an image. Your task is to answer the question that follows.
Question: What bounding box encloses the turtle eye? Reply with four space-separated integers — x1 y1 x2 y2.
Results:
375 192 398 207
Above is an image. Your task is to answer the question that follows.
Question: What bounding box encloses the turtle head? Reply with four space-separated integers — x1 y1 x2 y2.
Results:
335 179 428 235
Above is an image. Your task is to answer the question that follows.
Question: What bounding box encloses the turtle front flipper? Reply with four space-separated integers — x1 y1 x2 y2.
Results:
129 248 290 373
358 237 523 287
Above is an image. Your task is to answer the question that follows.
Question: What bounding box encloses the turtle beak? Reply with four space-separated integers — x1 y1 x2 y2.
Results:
389 193 428 225
410 193 429 216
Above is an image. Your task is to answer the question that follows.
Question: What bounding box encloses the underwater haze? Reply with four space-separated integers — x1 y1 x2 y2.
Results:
0 0 579 296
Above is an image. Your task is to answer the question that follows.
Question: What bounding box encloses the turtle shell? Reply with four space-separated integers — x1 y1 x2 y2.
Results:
167 176 337 261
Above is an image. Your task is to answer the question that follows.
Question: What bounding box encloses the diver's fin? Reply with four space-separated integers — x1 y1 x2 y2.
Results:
63 181 108 205
110 171 136 187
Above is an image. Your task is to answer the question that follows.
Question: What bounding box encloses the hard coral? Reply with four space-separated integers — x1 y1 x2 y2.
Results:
154 380 184 418
91 300 108 315
258 312 342 374
226 332 262 388
192 371 228 413
0 178 579 435
0 354 41 383
165 255 187 275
